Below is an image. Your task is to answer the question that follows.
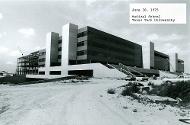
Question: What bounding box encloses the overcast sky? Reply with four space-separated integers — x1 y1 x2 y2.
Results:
0 0 189 73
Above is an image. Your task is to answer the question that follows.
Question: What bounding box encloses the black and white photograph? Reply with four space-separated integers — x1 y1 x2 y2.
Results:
0 0 189 124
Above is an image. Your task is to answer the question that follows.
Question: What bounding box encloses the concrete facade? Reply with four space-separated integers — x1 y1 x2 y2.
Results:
61 23 78 66
46 32 59 67
170 53 184 73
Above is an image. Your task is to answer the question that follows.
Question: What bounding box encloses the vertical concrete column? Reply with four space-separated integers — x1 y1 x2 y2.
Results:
45 32 59 75
142 42 149 69
149 42 155 69
142 41 154 69
175 53 178 72
61 23 78 67
169 53 177 72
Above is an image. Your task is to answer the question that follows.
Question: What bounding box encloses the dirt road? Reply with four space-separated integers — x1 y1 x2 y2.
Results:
0 79 187 125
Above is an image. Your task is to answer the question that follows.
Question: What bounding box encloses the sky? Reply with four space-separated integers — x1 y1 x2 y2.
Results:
0 0 189 73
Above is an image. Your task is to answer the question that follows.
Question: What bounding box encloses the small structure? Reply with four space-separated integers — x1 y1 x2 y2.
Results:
0 71 14 77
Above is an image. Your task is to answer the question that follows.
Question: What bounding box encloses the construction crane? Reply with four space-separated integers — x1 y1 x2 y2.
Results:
17 46 24 56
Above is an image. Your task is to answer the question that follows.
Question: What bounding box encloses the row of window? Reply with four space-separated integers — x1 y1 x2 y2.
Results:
88 47 137 61
39 70 93 76
77 41 86 47
58 47 62 51
88 28 139 48
77 31 87 38
77 50 87 56
58 39 62 44
58 41 86 51
39 71 61 75
58 55 61 59
39 58 45 62
17 70 38 75
89 41 139 56
39 52 46 56
39 64 45 67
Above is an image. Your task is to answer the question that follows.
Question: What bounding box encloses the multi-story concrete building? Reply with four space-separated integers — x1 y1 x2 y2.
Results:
16 23 184 78
17 23 143 78
154 50 170 71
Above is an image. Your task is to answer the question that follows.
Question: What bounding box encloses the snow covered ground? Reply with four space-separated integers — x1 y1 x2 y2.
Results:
0 78 189 125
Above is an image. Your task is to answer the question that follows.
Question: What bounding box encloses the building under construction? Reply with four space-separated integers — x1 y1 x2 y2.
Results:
17 49 46 75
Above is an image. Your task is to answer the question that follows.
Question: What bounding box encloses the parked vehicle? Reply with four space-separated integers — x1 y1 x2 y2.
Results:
125 75 149 82
136 75 149 81
125 75 136 81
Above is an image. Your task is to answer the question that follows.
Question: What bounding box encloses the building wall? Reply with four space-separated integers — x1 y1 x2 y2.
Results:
150 42 154 69
33 63 126 79
154 50 170 71
177 59 184 73
77 26 143 67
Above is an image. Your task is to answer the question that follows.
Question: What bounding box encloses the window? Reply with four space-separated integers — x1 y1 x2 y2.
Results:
49 71 61 75
58 55 62 59
39 52 46 56
39 58 45 62
77 50 87 56
77 31 87 38
58 40 62 44
77 41 85 47
58 47 62 51
39 71 45 75
39 64 45 67
68 70 93 77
